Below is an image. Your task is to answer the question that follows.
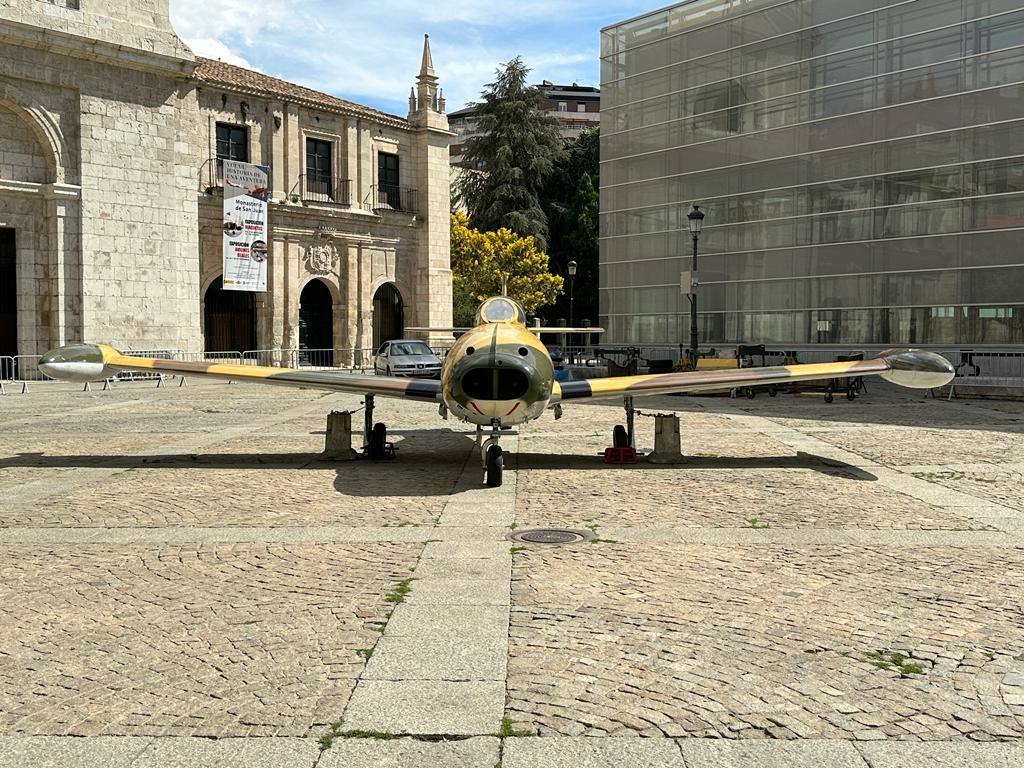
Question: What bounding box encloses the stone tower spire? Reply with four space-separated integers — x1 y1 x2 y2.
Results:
409 34 447 128
407 32 454 344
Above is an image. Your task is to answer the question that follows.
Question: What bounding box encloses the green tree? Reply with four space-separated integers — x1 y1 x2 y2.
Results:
540 128 600 326
457 58 564 251
450 213 563 325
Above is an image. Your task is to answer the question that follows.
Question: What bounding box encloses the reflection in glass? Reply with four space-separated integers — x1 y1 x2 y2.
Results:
601 0 1024 345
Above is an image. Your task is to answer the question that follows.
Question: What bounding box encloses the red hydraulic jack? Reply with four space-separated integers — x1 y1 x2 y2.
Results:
603 446 638 464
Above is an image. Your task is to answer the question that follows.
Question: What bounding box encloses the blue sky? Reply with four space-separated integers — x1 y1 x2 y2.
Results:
169 0 657 116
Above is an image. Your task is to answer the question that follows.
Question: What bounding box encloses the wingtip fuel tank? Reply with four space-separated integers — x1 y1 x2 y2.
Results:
878 349 955 389
38 343 119 383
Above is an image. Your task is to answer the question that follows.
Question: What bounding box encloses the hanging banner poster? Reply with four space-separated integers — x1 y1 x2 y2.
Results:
222 159 270 292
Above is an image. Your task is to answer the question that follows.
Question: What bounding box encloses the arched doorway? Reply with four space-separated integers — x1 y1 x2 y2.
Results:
372 282 404 350
203 277 256 353
0 229 15 379
299 279 334 366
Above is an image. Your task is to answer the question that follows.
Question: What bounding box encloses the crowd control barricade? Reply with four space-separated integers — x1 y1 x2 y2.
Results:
0 355 15 394
943 348 1024 399
14 354 44 380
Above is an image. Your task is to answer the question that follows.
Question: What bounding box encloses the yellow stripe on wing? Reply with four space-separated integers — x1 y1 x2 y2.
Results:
577 359 889 400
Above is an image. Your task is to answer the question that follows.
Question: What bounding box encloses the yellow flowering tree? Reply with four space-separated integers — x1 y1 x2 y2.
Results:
451 213 563 326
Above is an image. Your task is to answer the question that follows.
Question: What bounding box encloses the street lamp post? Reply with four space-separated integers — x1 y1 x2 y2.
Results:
567 260 577 360
687 204 705 367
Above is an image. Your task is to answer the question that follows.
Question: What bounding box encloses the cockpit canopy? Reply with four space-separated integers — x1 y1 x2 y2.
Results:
475 297 527 326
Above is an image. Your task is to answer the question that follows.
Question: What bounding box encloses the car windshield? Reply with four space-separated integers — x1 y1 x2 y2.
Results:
390 342 432 356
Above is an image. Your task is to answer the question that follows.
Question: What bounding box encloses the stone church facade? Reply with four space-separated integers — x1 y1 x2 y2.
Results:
0 0 453 364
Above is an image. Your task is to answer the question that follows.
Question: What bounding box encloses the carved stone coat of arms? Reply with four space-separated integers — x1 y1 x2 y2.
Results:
304 243 339 276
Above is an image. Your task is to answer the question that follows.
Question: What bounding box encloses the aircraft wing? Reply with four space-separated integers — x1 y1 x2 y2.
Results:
38 344 441 402
552 349 954 403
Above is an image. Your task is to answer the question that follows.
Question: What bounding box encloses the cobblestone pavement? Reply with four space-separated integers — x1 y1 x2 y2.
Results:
0 542 419 737
1 379 1024 765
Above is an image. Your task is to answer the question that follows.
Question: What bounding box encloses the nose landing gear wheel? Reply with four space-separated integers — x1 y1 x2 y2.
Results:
368 422 388 460
612 424 629 448
485 444 503 487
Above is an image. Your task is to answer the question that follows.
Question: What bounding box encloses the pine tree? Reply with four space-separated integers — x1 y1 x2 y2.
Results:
458 58 564 251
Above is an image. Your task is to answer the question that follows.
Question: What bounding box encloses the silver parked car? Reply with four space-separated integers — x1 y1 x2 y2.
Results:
373 340 442 378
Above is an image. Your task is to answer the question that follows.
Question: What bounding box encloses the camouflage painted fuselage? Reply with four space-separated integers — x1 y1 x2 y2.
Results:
441 320 554 428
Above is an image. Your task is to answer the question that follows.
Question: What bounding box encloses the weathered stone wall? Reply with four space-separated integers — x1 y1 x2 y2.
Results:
0 103 48 183
0 0 202 354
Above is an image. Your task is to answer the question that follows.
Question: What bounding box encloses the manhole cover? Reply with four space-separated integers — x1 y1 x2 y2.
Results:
509 528 592 545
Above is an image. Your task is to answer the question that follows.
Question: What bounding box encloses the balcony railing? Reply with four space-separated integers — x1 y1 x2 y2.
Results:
368 184 418 214
291 175 352 206
201 157 272 194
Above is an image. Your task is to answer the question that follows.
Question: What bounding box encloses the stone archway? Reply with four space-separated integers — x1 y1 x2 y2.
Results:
372 282 405 351
0 85 65 183
203 277 256 353
299 278 334 365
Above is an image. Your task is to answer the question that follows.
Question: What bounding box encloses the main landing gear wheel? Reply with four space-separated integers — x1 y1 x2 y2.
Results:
368 422 388 460
485 444 503 487
612 424 629 448
824 392 834 403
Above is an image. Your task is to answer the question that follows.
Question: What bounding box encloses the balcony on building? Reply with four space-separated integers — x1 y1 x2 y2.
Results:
291 174 353 206
201 156 274 195
368 184 418 214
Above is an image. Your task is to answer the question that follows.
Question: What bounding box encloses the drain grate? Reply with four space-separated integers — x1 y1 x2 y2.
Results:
510 528 593 545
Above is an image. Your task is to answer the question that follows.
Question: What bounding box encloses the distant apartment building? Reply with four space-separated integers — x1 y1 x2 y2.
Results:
450 81 600 167
600 0 1024 347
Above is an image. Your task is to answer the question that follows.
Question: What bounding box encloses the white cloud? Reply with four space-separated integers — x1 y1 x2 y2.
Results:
169 0 652 113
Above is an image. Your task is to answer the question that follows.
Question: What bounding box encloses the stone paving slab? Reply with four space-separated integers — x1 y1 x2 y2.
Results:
0 737 153 768
679 739 867 767
362 634 507 681
340 681 506 736
503 737 684 768
384 605 511 640
319 736 499 768
132 737 319 767
856 741 1024 767
402 578 511 605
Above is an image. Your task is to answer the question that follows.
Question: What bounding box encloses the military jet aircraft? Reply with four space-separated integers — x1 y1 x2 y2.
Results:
39 296 955 487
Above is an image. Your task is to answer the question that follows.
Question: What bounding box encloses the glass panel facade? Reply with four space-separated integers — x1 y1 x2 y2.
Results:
601 0 1024 344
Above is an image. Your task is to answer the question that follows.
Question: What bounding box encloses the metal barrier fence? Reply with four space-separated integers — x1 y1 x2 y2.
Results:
938 348 1024 398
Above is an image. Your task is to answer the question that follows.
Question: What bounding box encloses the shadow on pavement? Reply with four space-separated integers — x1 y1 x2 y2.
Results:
515 450 877 480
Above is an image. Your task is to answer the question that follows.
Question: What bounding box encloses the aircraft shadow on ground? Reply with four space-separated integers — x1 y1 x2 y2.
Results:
514 450 876 481
1 441 875 502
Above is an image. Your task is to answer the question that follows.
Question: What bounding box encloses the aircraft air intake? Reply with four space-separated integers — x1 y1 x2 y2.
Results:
460 367 530 401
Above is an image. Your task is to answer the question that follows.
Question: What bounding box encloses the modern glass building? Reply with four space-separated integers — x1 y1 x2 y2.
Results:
600 0 1024 346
